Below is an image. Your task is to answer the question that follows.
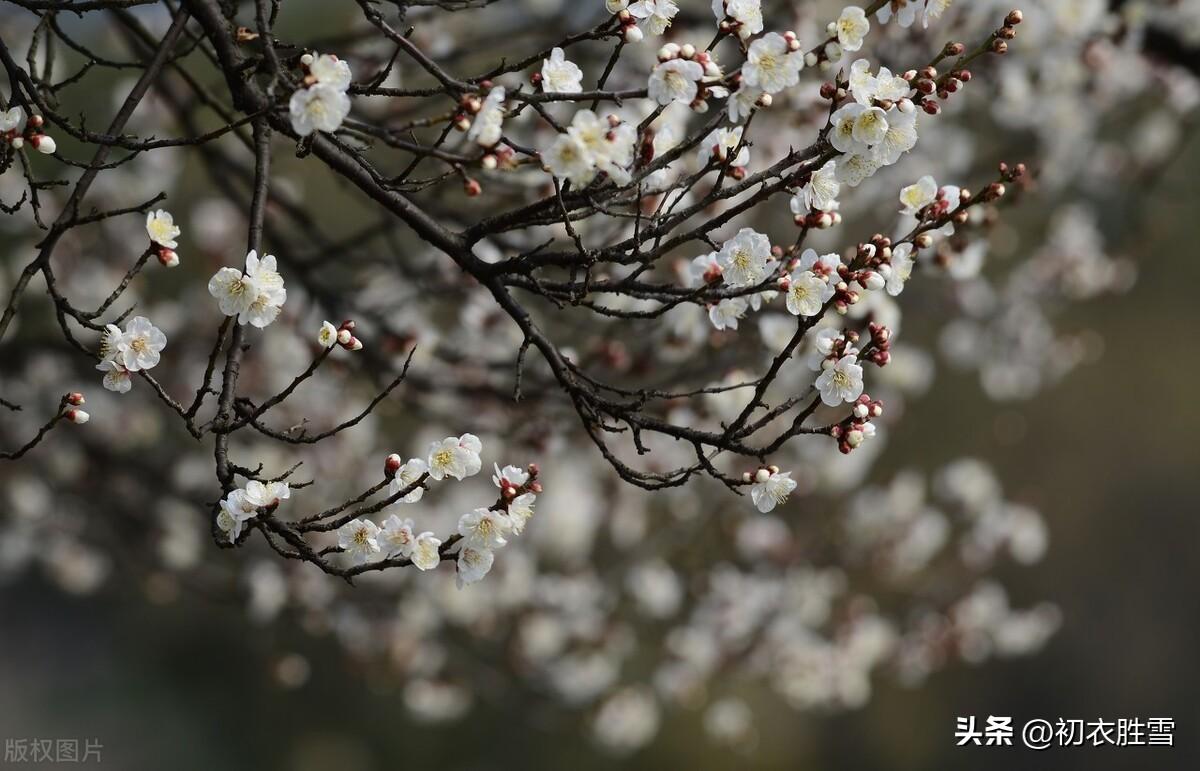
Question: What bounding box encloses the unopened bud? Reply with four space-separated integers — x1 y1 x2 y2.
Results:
680 43 696 59
915 233 933 249
384 453 403 476
755 468 771 483
157 248 179 268
922 99 941 115
336 328 352 345
66 392 85 406
992 39 1008 54
31 135 56 154
1006 9 1023 25
65 408 89 425
464 178 482 196
623 25 643 44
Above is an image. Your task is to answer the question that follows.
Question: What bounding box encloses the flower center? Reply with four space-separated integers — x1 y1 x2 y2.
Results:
433 448 454 468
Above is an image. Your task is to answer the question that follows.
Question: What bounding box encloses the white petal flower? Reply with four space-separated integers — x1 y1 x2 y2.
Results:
647 59 703 105
715 0 764 37
852 106 890 146
899 175 938 215
309 53 352 91
337 518 381 564
566 110 635 184
876 0 919 27
145 209 180 249
318 320 338 347
836 6 871 52
426 434 482 481
697 126 749 168
289 83 351 136
716 227 771 287
116 315 166 372
458 507 512 550
834 152 879 187
798 248 841 277
0 106 26 133
829 103 867 154
389 458 428 502
492 463 529 488
786 270 834 316
467 87 506 147
727 85 762 123
815 354 865 406
628 0 679 35
411 531 442 570
750 469 798 512
508 493 536 535
96 360 132 393
208 267 258 318
708 297 748 330
544 132 596 185
378 514 417 558
743 33 802 95
791 160 840 213
244 480 289 508
217 489 259 544
870 108 918 165
541 48 584 94
884 242 915 296
455 544 495 587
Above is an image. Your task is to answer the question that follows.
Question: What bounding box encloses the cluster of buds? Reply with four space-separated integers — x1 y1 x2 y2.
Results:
865 322 892 366
614 9 645 44
335 319 363 351
812 329 860 370
741 464 780 484
452 88 487 134
63 392 89 425
1 108 57 155
992 9 1023 54
657 43 727 113
499 463 543 501
795 209 841 229
906 65 951 115
997 160 1027 184
481 144 516 172
830 394 883 454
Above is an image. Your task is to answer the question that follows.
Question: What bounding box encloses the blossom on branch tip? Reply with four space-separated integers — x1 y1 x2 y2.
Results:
427 434 483 481
816 354 865 406
835 6 871 52
749 467 797 512
113 315 166 372
289 84 351 137
318 321 338 347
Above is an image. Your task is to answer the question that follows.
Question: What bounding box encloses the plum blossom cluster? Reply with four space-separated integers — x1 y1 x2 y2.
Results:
288 52 352 137
334 436 540 588
96 316 167 394
0 106 56 155
207 251 288 328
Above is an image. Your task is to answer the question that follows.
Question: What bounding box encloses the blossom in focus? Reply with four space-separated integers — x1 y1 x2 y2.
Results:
411 532 442 570
836 6 871 51
541 48 583 94
816 354 865 406
289 84 351 136
785 270 833 317
427 434 483 481
716 228 771 287
743 33 802 95
337 518 381 564
145 210 180 249
458 507 512 550
749 468 798 513
647 59 703 105
112 316 166 372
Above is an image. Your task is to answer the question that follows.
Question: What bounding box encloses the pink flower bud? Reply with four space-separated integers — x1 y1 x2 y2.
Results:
65 408 89 424
384 453 402 477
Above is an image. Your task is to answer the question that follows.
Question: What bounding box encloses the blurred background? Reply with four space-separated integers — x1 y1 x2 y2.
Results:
2 1 1199 769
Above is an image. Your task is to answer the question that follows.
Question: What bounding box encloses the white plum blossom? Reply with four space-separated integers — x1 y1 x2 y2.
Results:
709 297 748 330
309 53 352 90
96 360 131 394
493 463 529 489
743 33 802 95
807 327 857 371
378 514 417 558
410 531 442 570
647 59 703 105
216 489 257 543
145 210 180 249
786 270 834 317
318 320 338 347
798 248 841 277
836 6 871 52
467 87 506 147
750 468 798 513
829 103 868 154
458 507 512 550
289 84 351 136
244 480 289 508
455 544 495 587
208 251 286 328
816 354 865 406
541 48 584 94
1 106 26 134
899 175 939 215
628 0 679 35
337 518 381 564
508 493 536 535
543 132 594 185
834 152 880 187
871 107 918 165
713 0 764 38
852 106 890 146
389 458 429 502
113 316 166 372
716 228 771 287
792 160 840 213
727 85 762 123
697 126 749 167
563 109 636 185
882 242 915 296
426 434 483 481
876 0 919 27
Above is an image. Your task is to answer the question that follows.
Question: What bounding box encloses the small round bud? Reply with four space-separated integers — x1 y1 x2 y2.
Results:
65 408 89 425
846 429 864 448
1005 9 1023 26
922 99 941 115
336 328 352 346
742 471 752 483
300 53 314 66
10 136 23 149
384 453 403 476
819 82 837 100
767 465 780 474
853 403 869 419
945 42 965 57
755 468 771 483
31 135 56 154
680 43 696 60
991 39 1008 54
347 336 364 351
623 25 643 44
915 233 933 249
158 248 179 268
481 154 498 170
464 178 482 197
757 93 773 108
66 392 85 406
804 52 818 68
